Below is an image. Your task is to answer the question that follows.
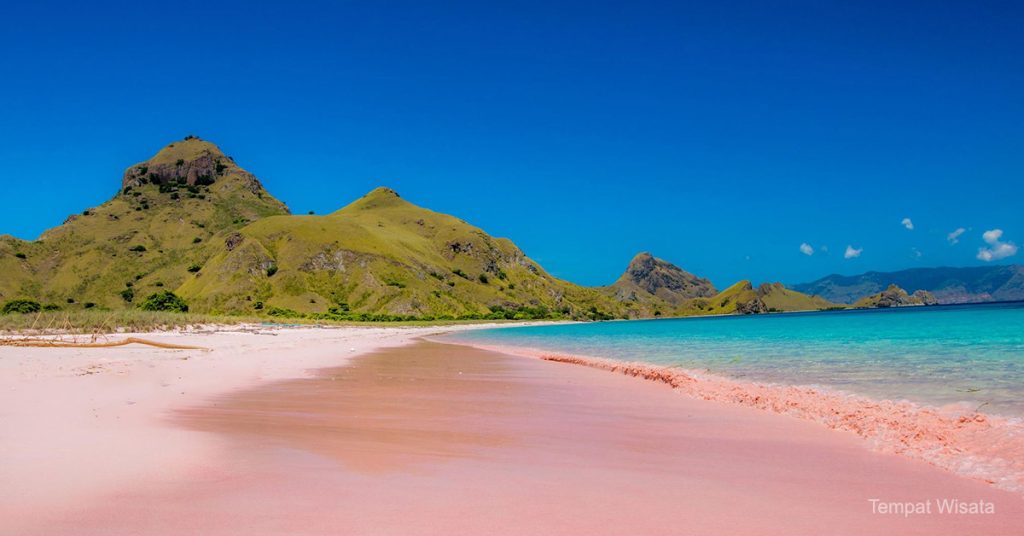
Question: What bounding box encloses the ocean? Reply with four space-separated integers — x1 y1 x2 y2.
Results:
444 302 1024 491
446 302 1024 417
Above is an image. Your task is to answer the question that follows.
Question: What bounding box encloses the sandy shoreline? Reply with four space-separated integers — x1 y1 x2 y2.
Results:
0 323 517 532
445 341 1024 495
2 325 1022 535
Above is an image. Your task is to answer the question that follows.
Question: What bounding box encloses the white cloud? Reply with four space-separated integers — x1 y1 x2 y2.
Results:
844 245 863 259
799 243 814 256
947 227 966 245
977 229 1018 262
901 218 914 230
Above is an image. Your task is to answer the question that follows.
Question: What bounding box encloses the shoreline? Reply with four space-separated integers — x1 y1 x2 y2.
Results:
4 324 1022 535
437 339 1024 494
0 322 537 533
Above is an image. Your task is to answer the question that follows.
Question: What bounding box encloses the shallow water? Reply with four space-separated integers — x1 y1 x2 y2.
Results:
445 302 1024 417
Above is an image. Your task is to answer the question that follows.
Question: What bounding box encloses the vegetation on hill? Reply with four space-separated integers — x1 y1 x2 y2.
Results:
853 284 938 308
0 136 903 325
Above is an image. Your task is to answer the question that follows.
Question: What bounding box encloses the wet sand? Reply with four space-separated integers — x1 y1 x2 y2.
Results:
27 340 1022 535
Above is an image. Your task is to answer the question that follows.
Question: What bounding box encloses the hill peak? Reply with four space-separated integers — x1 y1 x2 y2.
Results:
121 136 236 189
335 186 410 214
610 251 717 305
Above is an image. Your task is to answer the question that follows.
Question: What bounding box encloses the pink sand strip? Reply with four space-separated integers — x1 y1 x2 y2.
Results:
455 342 1024 494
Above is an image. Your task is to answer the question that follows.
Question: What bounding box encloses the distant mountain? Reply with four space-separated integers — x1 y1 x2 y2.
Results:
792 265 1024 304
853 284 937 308
604 252 716 307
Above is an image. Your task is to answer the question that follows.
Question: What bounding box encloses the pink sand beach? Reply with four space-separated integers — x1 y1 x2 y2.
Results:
2 327 1021 535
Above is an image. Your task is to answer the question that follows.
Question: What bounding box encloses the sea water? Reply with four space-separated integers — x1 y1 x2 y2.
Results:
446 302 1024 418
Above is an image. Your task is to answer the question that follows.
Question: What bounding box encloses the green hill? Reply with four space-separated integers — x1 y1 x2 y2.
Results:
682 281 838 316
853 284 938 308
0 136 850 322
177 186 624 320
0 137 289 309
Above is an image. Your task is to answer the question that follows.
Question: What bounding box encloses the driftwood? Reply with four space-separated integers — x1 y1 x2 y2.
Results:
0 337 208 350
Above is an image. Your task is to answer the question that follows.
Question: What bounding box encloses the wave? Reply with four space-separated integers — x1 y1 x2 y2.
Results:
447 341 1024 495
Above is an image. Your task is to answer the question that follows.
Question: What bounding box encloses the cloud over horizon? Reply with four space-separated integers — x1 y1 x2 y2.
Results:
977 229 1018 262
947 227 966 245
799 243 814 256
844 245 863 259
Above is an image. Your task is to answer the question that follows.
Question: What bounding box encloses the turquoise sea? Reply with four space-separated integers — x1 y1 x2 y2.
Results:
445 302 1024 417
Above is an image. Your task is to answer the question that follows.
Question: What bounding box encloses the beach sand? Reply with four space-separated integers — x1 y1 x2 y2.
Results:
2 330 1021 535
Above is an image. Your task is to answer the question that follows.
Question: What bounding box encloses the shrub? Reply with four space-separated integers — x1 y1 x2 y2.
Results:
120 288 135 303
452 268 468 279
83 302 96 309
254 301 264 310
478 274 489 284
129 245 147 252
386 280 406 288
139 291 189 313
266 306 303 318
1 299 41 315
266 264 278 277
14 252 27 259
42 304 62 312
66 298 76 304
175 159 185 166
187 264 201 273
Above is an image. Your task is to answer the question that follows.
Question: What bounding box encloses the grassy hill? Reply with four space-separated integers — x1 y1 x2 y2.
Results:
1 136 852 323
682 281 838 316
853 284 937 308
177 187 623 320
0 137 289 309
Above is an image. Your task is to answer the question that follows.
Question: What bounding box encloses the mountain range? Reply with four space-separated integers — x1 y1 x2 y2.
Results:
4 136 1008 322
791 265 1024 305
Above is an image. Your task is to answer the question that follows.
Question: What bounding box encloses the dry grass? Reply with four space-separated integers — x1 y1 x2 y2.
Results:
0 309 529 335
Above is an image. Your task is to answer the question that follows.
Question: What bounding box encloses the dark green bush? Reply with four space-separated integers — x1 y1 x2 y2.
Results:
266 264 278 277
129 245 147 252
187 264 201 273
478 274 489 284
120 288 135 303
139 291 189 313
14 252 27 259
1 299 41 315
266 306 303 318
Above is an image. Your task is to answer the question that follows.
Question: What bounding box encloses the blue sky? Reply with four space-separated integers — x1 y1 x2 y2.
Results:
1 1 1021 287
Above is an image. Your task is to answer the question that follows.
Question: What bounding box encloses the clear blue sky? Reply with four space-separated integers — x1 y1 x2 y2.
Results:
1 1 1021 288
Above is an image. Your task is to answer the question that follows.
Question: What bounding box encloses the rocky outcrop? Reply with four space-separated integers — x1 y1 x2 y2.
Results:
854 284 937 308
735 297 768 314
609 252 716 305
